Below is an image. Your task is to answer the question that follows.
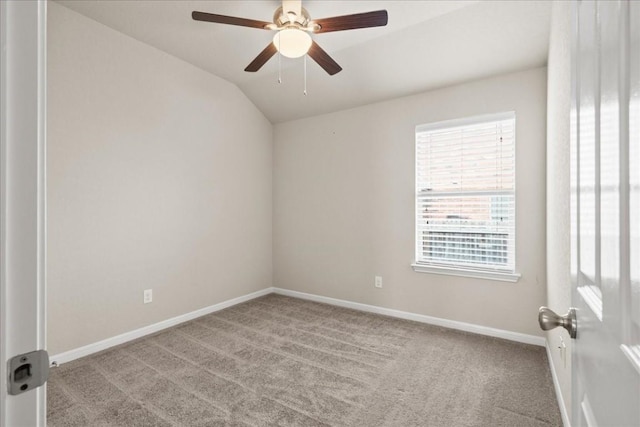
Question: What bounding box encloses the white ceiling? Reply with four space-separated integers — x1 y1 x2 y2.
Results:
55 1 551 123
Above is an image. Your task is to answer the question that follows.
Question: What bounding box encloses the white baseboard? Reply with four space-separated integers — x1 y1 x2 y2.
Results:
546 341 572 427
51 286 546 366
272 288 545 347
50 287 275 366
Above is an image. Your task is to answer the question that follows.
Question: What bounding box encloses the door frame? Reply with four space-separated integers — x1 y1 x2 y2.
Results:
0 0 48 426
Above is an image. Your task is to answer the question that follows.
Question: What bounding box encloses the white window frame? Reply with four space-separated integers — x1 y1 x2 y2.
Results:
411 112 521 282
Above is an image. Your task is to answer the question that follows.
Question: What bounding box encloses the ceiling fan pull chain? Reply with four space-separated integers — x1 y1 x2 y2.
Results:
303 55 307 96
278 36 282 84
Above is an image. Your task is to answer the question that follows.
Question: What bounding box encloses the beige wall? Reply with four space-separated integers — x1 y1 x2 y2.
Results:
274 67 547 337
546 0 573 420
47 3 273 355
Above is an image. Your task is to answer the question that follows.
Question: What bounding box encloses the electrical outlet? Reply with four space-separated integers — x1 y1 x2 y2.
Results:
374 276 382 288
143 289 153 304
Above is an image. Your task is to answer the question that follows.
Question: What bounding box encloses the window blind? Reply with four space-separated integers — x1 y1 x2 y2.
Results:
415 112 516 272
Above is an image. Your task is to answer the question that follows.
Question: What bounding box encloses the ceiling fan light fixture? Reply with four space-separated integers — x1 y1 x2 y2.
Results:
272 29 312 58
193 4 388 75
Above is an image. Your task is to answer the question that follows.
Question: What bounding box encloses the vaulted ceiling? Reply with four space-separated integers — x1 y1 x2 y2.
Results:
56 1 551 123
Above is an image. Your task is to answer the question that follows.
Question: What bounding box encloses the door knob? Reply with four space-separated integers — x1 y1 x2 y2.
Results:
538 306 577 339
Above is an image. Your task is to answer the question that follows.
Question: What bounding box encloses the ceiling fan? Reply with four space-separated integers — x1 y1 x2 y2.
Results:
192 0 388 76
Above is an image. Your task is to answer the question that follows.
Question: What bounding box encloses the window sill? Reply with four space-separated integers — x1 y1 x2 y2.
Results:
411 263 521 282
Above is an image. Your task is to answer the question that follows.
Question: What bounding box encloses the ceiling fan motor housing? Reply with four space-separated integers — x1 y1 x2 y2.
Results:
273 6 312 28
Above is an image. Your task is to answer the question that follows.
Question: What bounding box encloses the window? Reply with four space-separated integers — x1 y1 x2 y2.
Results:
412 112 519 282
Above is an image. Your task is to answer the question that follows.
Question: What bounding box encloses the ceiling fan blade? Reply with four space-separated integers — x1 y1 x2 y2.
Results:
307 41 342 75
244 43 278 72
192 11 272 29
313 10 388 33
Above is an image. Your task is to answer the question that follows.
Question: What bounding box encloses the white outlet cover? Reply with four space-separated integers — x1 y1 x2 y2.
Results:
143 289 152 304
374 276 382 288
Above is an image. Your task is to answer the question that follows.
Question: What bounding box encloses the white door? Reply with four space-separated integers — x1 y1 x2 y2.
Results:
0 1 48 426
571 1 640 426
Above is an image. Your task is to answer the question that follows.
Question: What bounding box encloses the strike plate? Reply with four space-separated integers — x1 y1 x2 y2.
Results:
7 350 49 395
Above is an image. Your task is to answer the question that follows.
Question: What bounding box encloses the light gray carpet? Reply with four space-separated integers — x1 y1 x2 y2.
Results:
47 294 561 426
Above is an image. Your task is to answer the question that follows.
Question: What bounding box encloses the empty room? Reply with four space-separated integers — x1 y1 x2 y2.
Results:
1 0 639 426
